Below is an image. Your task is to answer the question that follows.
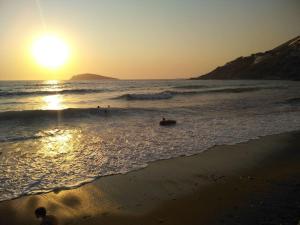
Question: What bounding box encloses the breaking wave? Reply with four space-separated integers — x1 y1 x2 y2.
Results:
0 108 105 121
283 98 300 105
114 86 280 101
0 132 56 143
172 84 208 89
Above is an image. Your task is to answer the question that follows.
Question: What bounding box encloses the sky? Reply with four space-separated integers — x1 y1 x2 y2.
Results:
0 0 299 80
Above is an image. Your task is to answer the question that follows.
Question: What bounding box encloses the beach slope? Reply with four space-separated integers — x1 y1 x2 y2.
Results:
0 131 299 225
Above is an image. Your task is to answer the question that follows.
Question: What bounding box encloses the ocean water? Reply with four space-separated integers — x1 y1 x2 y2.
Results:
0 79 299 201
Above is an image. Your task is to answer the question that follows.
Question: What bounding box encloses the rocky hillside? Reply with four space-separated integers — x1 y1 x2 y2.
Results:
192 36 300 80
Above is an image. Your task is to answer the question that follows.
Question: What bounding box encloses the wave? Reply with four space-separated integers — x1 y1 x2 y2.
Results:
0 129 62 143
0 107 163 122
116 92 174 100
283 98 300 105
0 101 24 105
205 87 264 93
172 84 208 89
0 134 43 143
0 89 105 97
114 86 279 101
0 108 103 121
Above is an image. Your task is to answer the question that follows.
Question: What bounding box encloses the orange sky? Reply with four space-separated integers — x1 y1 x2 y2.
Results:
0 0 299 80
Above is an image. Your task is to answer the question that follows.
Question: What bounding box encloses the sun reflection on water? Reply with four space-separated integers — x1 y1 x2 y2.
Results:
43 80 60 85
42 95 63 110
39 129 78 157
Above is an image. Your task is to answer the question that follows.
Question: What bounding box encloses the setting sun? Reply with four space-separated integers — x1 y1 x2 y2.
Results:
31 34 70 69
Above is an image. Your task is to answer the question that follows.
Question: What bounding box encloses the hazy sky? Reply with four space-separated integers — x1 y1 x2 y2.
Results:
0 0 299 80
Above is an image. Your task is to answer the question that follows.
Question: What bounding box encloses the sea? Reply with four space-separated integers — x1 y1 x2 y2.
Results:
0 79 299 201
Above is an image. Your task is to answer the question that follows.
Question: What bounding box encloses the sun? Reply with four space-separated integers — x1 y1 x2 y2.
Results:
32 34 70 69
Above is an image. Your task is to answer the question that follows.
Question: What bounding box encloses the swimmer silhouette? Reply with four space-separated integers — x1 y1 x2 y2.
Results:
159 117 176 126
35 207 58 225
104 105 110 114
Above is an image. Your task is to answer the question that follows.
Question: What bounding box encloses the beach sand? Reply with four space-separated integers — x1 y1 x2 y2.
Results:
0 131 299 225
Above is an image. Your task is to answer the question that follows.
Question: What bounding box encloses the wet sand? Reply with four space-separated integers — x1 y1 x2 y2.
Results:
0 131 299 225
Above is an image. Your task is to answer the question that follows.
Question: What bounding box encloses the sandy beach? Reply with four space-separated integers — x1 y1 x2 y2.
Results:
1 1 299 224
0 131 299 225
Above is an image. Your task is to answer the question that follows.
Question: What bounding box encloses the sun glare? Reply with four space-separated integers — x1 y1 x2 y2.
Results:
43 95 63 110
32 34 70 69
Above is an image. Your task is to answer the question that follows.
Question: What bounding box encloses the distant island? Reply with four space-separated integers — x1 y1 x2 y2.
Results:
70 73 118 80
192 36 300 80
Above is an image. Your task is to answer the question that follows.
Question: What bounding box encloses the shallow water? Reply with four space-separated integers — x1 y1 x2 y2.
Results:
0 79 299 201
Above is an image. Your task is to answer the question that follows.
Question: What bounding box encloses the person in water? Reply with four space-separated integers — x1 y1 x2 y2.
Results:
104 105 110 114
35 207 58 225
160 117 176 126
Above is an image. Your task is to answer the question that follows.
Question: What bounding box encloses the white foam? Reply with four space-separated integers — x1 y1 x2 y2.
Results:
0 108 299 201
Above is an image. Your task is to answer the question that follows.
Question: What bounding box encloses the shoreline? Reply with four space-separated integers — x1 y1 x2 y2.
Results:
0 130 294 204
0 131 299 225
